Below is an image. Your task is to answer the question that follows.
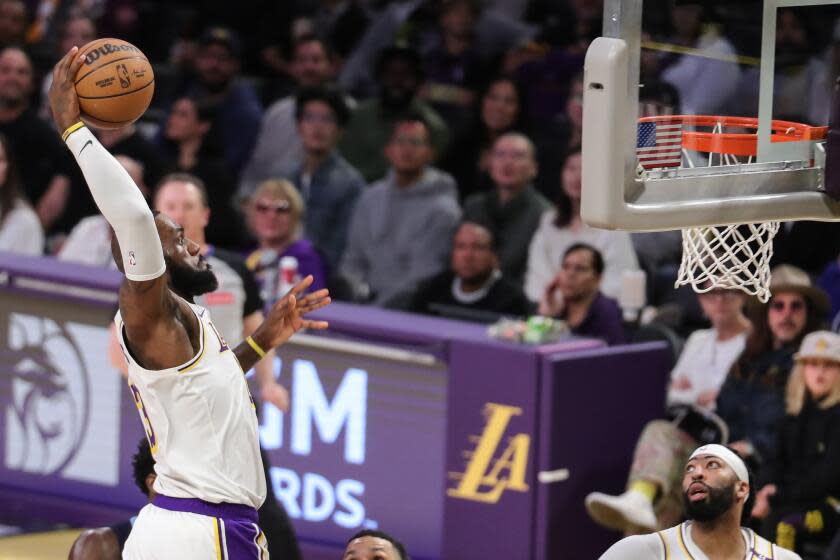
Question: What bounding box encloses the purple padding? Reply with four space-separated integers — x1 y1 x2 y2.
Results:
824 78 840 200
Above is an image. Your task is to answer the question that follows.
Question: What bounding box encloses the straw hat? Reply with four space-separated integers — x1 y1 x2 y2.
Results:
769 265 830 316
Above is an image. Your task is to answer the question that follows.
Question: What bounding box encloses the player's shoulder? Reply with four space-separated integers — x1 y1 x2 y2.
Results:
770 544 802 560
598 532 664 559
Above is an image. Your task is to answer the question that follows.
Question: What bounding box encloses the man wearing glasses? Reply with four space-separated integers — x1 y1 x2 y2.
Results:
462 132 551 286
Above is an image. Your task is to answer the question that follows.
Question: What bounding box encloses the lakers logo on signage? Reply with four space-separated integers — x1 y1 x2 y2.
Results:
447 403 530 503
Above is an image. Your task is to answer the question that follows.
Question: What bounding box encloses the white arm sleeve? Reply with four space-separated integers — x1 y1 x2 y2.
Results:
65 125 165 281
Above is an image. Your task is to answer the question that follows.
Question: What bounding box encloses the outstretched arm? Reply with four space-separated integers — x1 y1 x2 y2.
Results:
233 275 330 372
50 48 191 368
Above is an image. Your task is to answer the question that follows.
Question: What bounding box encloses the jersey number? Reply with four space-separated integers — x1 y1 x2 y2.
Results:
130 382 158 454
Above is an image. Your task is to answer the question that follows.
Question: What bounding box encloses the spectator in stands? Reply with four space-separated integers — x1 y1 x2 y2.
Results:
0 0 25 50
410 221 532 320
153 173 302 559
752 331 840 553
0 47 73 233
38 14 97 119
245 179 327 305
340 115 461 307
659 2 741 116
0 132 42 254
463 132 551 285
586 265 826 533
524 151 639 304
239 34 339 199
420 0 489 132
344 529 408 560
539 243 624 345
58 155 145 267
441 75 526 201
339 45 450 182
162 95 244 249
181 27 262 175
291 87 363 270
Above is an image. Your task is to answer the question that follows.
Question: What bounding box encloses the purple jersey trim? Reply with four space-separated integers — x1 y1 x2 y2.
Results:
153 494 258 523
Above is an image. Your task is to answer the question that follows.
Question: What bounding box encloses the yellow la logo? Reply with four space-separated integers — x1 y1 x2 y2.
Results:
447 403 530 503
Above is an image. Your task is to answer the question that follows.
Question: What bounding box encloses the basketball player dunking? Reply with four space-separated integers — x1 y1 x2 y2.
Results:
50 48 331 559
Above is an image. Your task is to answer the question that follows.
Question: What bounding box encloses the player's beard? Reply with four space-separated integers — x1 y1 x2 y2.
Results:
166 255 218 298
682 480 736 522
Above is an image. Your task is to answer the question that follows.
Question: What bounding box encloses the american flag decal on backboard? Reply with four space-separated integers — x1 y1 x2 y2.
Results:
637 120 683 169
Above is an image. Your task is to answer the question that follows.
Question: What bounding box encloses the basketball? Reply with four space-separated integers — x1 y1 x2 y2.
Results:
73 38 154 129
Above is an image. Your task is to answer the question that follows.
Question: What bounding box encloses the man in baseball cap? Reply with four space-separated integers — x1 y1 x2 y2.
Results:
600 444 802 559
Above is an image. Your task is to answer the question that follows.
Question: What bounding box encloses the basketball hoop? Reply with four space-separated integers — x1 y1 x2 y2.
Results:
638 115 827 302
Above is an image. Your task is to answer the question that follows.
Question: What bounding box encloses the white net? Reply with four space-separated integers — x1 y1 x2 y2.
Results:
676 222 780 302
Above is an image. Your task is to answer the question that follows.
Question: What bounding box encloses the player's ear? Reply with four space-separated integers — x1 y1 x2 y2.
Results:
145 473 156 495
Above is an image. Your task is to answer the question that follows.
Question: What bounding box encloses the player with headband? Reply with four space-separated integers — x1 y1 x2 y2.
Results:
600 444 802 559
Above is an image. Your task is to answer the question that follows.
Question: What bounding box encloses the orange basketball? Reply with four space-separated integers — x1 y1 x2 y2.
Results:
73 38 154 129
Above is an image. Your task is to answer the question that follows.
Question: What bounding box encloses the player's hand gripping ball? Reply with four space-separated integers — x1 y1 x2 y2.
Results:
73 38 154 129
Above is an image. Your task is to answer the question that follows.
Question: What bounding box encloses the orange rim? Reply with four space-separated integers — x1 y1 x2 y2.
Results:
638 115 827 157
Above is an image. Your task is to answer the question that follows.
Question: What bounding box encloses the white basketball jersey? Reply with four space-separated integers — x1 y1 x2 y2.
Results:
115 303 266 509
657 522 795 559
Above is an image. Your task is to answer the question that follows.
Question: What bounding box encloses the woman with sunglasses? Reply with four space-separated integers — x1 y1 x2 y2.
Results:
751 331 840 553
244 179 327 306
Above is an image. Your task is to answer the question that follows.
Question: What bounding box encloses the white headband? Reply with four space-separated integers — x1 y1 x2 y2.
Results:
688 444 749 483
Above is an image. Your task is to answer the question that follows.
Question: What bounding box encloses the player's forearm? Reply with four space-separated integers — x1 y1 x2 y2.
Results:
64 124 164 280
232 326 271 372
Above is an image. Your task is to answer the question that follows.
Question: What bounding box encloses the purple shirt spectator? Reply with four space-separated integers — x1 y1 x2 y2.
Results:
562 292 625 346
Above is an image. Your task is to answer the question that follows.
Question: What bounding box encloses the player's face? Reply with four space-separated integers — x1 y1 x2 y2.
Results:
557 248 599 301
385 122 432 175
681 455 746 522
489 136 536 191
561 152 582 201
0 48 32 103
297 100 339 153
343 536 400 560
801 357 840 400
156 214 218 297
451 223 496 284
767 292 808 345
293 41 331 88
481 80 519 133
252 195 293 244
154 181 209 243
